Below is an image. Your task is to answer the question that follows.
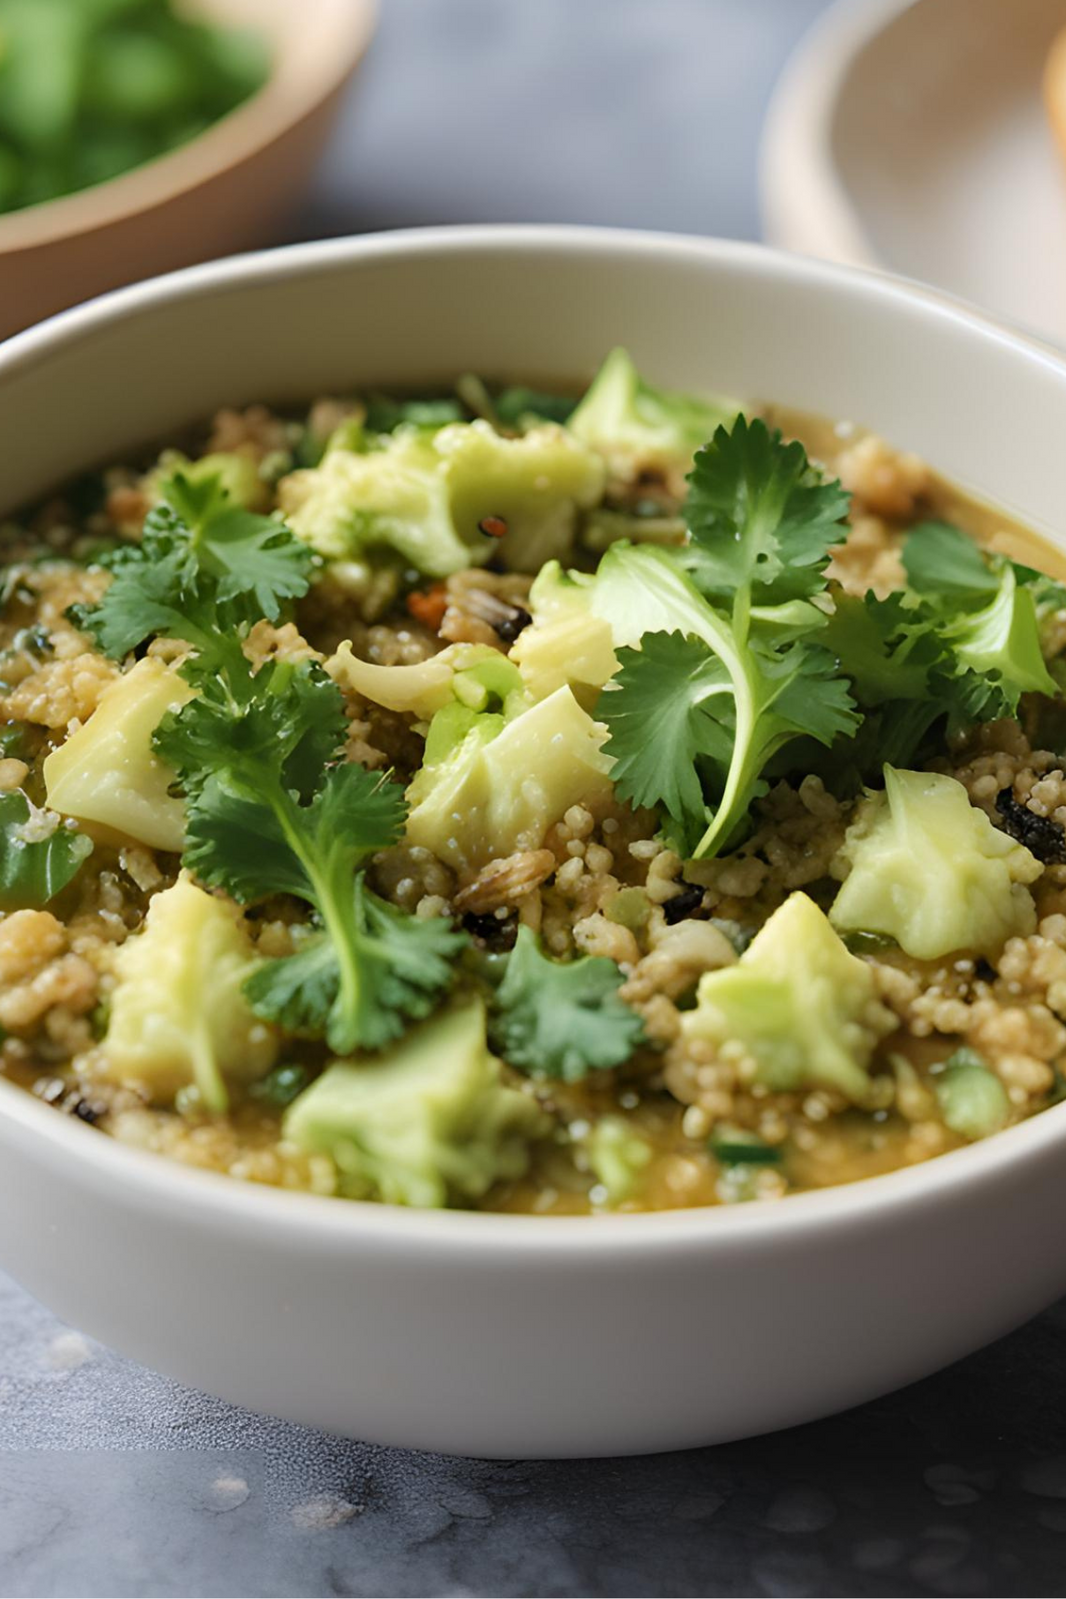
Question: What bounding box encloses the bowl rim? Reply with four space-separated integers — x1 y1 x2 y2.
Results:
759 0 920 268
5 220 1066 1252
0 0 377 253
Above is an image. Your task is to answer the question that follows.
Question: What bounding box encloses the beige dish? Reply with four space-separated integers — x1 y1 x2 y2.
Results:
761 0 1066 346
0 0 377 342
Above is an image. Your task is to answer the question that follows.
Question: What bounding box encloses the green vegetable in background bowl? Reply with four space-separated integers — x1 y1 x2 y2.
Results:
0 0 270 215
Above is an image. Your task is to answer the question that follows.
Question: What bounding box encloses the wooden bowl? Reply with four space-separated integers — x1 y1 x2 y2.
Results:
0 0 377 341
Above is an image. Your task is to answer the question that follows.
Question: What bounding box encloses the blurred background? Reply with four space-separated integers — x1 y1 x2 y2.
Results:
292 0 829 241
4 0 1066 340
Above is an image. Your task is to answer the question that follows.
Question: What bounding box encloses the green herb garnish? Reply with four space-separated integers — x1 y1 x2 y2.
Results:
0 791 91 911
598 418 860 856
489 926 645 1082
0 0 269 217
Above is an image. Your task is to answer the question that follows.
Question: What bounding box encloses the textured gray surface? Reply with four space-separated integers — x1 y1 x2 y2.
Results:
6 1271 1066 1598
7 1 1066 1595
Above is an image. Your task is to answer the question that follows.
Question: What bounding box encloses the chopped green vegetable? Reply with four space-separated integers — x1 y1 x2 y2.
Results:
0 723 27 757
0 0 270 216
0 791 91 912
933 1048 1011 1141
830 767 1042 960
494 385 577 428
604 886 652 933
363 394 465 434
584 1116 654 1203
709 1124 783 1165
283 996 548 1208
104 874 277 1114
489 925 645 1082
249 1063 312 1110
682 892 897 1104
569 348 740 482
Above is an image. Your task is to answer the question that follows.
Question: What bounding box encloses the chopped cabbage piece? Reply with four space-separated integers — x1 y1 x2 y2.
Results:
830 767 1042 959
682 892 897 1104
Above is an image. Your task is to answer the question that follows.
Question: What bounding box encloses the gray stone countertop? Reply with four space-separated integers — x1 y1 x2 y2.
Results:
6 2 1066 1594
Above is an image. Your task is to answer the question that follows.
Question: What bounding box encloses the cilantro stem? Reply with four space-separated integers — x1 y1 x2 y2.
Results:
262 781 364 1054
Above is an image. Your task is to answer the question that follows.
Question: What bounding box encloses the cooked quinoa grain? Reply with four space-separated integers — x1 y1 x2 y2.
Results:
4 359 1066 1214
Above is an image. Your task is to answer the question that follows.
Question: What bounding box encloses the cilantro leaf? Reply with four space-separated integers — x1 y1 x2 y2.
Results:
243 878 466 1054
902 521 999 602
901 522 1057 713
245 885 467 1054
494 385 577 427
490 925 645 1082
155 656 347 805
821 591 937 707
593 534 859 858
605 629 857 854
160 474 313 620
602 632 732 830
182 762 407 907
935 562 1057 706
181 759 456 1054
71 547 198 658
72 469 313 659
161 636 465 1057
0 792 92 912
685 416 850 604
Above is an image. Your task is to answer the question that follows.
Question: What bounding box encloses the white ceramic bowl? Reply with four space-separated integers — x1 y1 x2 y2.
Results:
3 228 1066 1459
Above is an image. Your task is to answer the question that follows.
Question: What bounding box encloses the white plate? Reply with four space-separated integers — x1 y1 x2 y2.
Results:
762 0 1066 347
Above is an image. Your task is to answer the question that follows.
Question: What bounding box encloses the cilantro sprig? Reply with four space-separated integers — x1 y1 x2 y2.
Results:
815 523 1060 779
156 650 467 1055
594 422 1064 856
489 926 645 1082
72 463 466 1056
598 419 859 857
71 470 315 660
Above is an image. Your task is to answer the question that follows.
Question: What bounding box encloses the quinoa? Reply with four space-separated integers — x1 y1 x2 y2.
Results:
3 391 1066 1216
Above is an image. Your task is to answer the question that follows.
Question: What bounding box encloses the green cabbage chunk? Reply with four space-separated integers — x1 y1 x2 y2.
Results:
43 658 194 853
568 347 740 485
278 419 605 578
933 1049 1011 1141
104 874 277 1113
405 684 613 872
682 892 897 1104
584 1116 654 1205
830 766 1042 959
282 996 548 1208
510 560 619 704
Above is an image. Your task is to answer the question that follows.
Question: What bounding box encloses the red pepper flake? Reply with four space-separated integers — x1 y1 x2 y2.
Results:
478 514 509 539
406 584 448 631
